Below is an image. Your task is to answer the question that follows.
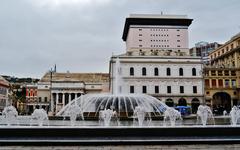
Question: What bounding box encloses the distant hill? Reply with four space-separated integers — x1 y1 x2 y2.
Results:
1 75 39 84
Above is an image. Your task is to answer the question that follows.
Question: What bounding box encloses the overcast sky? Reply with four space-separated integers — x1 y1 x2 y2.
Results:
0 0 239 78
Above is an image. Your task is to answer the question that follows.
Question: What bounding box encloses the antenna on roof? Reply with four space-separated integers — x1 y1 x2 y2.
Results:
54 64 57 73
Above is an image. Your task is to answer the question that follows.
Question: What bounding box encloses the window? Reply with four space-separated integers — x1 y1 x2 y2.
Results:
232 79 236 87
192 68 196 76
224 70 229 76
44 97 48 102
179 68 183 76
139 39 142 42
193 86 197 93
177 40 180 42
205 79 210 87
218 71 223 76
177 35 180 37
142 67 146 76
139 28 142 31
218 79 223 87
231 71 236 76
211 71 216 76
166 68 171 76
167 86 171 93
38 97 42 102
225 79 230 87
212 79 216 87
130 86 134 93
155 86 159 94
139 34 142 36
154 67 159 76
130 67 134 76
139 45 142 47
142 86 147 93
180 86 184 93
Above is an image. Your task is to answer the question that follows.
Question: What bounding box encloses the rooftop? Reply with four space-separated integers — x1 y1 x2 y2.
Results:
40 72 109 83
209 32 240 55
129 14 188 19
122 14 193 41
0 76 9 87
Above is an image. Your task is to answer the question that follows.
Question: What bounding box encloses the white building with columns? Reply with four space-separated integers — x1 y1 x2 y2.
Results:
110 14 204 113
38 72 109 114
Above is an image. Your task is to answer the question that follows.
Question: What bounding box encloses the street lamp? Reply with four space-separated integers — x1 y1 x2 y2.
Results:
49 68 53 115
200 63 206 106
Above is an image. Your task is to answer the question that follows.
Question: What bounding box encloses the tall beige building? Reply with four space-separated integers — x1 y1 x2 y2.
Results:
123 14 192 55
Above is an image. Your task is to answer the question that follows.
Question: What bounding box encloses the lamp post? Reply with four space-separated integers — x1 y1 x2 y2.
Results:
49 69 53 115
200 62 206 105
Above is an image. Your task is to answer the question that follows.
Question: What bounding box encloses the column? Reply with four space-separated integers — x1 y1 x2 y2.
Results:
51 93 54 112
75 93 77 99
209 79 212 88
68 93 71 102
62 93 65 106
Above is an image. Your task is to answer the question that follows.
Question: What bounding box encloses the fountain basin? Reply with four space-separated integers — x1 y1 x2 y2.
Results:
1 126 240 146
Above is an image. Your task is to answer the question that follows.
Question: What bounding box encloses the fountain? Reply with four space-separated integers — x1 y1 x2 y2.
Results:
99 109 118 126
2 105 18 126
163 107 182 126
56 58 169 126
65 104 84 126
31 106 48 126
197 105 214 126
1 58 240 145
230 106 240 126
58 93 167 123
133 106 151 126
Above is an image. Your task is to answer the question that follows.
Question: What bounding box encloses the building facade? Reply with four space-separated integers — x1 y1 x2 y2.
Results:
0 76 9 112
190 41 221 64
38 72 109 114
25 84 50 114
205 33 240 114
123 14 192 55
110 14 204 113
25 84 38 113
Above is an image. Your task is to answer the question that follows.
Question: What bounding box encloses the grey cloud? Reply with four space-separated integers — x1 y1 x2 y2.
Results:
0 0 239 78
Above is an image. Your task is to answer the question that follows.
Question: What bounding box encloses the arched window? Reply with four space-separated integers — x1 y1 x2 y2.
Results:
191 98 200 114
192 68 196 76
154 67 159 76
166 68 171 76
179 68 183 76
142 67 146 76
130 67 134 76
165 98 174 107
178 98 187 106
